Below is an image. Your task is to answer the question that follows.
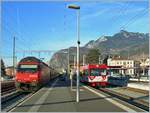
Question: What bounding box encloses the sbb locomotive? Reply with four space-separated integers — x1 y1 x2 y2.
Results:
80 64 108 87
15 57 58 91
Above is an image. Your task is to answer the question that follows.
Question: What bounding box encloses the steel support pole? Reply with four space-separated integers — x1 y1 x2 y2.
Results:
70 55 76 90
71 73 73 90
68 48 70 77
99 55 100 64
13 37 16 76
83 55 86 66
76 9 80 103
74 55 76 69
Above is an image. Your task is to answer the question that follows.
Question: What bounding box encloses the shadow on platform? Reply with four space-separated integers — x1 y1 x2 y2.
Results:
17 96 113 108
44 78 75 88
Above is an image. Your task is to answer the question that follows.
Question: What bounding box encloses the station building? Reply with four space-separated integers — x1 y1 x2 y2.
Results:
107 58 135 75
140 58 149 75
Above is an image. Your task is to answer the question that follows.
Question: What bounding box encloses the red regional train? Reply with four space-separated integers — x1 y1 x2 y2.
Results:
15 57 58 92
80 64 108 87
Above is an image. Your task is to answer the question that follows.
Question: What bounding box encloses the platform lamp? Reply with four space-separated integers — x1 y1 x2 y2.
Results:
67 4 80 103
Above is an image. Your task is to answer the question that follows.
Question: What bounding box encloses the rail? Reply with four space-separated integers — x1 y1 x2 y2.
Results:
1 80 16 95
99 87 149 111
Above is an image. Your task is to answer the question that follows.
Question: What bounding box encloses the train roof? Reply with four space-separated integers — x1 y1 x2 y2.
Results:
81 64 108 70
18 57 58 72
99 64 108 69
19 57 41 63
18 57 49 66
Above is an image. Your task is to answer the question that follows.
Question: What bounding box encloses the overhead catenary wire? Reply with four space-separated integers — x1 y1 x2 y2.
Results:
120 8 148 29
108 1 131 28
2 21 30 50
2 8 40 52
105 1 147 32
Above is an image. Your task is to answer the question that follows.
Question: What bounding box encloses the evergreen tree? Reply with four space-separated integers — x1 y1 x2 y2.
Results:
103 55 109 65
1 59 6 76
86 49 100 64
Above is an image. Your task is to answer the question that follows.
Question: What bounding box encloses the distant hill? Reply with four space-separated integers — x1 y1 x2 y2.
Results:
49 47 89 71
49 30 149 70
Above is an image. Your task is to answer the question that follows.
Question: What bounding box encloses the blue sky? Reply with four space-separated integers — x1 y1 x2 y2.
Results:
1 0 149 66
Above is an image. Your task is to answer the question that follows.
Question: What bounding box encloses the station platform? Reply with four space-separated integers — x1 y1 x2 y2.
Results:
128 82 149 91
104 87 149 103
129 78 149 82
10 78 146 112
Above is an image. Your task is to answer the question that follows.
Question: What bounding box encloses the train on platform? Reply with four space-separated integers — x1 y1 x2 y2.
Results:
15 57 59 92
80 64 108 87
80 64 129 87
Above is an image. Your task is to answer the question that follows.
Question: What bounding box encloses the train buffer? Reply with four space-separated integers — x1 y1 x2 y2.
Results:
10 78 147 112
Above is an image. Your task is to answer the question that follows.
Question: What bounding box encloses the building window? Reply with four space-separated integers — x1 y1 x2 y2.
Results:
126 70 129 74
130 70 132 74
120 62 122 65
123 62 126 65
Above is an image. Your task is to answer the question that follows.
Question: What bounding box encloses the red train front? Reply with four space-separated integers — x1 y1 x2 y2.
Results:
80 64 108 87
15 57 50 91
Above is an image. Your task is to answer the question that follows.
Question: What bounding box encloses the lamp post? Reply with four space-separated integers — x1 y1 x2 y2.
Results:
13 37 16 76
61 50 72 89
68 4 80 103
68 48 70 77
99 55 101 64
67 48 73 90
74 55 76 69
61 51 70 78
83 55 86 66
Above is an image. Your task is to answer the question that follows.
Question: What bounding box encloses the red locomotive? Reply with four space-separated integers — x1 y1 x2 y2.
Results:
80 64 108 87
15 57 58 91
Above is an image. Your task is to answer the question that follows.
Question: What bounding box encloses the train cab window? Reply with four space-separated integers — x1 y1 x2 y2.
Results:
100 69 107 76
90 69 99 76
18 64 38 72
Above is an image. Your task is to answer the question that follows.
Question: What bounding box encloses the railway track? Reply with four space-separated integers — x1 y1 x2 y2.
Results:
79 81 149 111
98 87 149 111
1 90 32 112
126 87 149 94
1 80 16 96
1 87 16 96
2 77 61 112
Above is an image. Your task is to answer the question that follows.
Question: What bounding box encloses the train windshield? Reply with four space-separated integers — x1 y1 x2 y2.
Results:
100 69 107 75
90 69 99 76
18 65 38 72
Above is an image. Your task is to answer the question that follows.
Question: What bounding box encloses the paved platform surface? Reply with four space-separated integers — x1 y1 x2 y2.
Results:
130 78 149 82
10 78 146 112
128 82 149 91
105 87 149 103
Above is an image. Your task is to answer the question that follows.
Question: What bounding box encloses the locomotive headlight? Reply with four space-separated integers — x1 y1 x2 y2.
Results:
31 80 37 86
33 80 37 82
17 80 22 82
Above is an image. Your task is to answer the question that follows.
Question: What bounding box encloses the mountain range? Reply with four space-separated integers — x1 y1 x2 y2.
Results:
49 30 149 71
